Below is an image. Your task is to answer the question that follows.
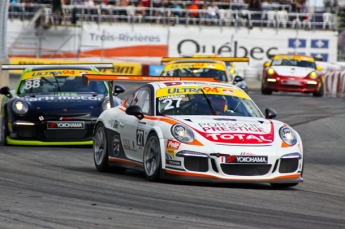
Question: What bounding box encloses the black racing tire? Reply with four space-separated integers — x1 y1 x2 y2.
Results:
143 132 161 181
0 115 8 146
313 82 324 97
270 183 299 189
93 123 110 172
261 82 272 95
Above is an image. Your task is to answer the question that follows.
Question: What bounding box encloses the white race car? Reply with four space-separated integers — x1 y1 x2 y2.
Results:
83 74 303 188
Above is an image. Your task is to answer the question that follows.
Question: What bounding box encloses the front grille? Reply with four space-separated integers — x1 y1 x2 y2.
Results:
279 158 299 173
281 85 301 89
184 157 208 172
221 164 272 176
268 82 276 87
16 126 37 138
306 84 316 89
43 130 89 139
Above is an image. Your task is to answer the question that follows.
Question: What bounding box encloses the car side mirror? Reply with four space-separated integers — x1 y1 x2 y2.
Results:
0 86 12 99
113 85 125 96
264 61 270 68
265 108 277 119
316 65 323 71
126 105 144 120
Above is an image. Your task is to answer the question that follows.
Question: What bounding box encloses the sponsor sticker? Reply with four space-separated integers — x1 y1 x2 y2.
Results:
47 121 85 129
166 159 181 166
166 140 181 150
221 155 268 164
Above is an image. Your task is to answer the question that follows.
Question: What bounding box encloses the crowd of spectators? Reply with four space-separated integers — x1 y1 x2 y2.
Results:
8 0 337 27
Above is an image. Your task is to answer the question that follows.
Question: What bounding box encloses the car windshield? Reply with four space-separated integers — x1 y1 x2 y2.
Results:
17 75 107 95
161 68 227 81
156 86 262 117
271 59 316 69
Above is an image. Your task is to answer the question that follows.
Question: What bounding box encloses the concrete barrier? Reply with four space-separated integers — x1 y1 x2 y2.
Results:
324 70 345 96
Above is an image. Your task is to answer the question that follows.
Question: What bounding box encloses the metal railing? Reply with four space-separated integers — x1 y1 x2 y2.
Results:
7 3 337 31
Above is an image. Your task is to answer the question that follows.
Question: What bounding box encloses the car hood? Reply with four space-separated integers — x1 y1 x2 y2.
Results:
271 66 314 77
22 93 106 114
173 116 275 145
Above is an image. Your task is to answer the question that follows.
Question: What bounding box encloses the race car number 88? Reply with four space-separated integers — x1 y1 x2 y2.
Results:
24 79 41 89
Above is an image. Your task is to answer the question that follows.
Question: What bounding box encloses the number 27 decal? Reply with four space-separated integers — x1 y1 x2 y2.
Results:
136 129 144 146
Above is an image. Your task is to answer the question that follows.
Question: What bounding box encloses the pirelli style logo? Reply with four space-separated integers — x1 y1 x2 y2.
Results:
47 121 85 130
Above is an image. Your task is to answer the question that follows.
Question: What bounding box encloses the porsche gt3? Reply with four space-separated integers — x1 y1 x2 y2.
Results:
83 74 304 188
0 64 122 146
261 54 324 97
160 57 249 92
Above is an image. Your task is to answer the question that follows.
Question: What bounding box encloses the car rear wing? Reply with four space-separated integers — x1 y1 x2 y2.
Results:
160 57 249 64
82 74 221 107
1 63 114 70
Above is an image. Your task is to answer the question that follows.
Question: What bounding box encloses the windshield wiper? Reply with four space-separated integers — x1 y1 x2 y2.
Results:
200 89 217 115
52 73 61 92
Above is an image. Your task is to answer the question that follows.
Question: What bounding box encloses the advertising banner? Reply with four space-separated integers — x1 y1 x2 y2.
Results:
7 22 168 59
168 27 338 66
10 58 142 75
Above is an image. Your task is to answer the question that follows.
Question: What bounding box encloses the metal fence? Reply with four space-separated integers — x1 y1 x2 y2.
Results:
7 3 337 31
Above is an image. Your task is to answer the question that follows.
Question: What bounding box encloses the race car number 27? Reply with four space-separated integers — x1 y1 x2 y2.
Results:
162 98 182 110
136 129 144 146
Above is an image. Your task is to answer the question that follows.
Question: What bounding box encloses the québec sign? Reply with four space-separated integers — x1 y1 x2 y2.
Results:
177 39 278 60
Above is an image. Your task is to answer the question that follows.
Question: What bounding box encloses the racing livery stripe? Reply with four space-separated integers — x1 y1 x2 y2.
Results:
5 137 93 146
118 107 204 146
109 157 144 167
281 141 291 148
165 168 301 180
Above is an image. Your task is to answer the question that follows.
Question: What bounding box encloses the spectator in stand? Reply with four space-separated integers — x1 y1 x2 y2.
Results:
154 0 171 23
52 0 65 24
100 0 111 21
118 0 129 21
199 3 208 24
171 1 181 17
188 0 199 19
247 0 261 25
232 0 245 11
135 0 147 19
206 0 219 25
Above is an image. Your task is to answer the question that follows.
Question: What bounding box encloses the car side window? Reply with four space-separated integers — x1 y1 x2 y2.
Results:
134 88 151 115
125 87 151 115
125 90 139 108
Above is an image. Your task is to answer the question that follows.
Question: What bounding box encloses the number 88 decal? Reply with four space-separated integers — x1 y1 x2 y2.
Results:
24 79 41 90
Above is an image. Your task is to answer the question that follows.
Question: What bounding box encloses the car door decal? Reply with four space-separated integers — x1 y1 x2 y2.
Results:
136 129 144 146
112 135 121 156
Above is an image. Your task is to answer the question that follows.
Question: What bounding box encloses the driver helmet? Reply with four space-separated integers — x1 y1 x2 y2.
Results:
209 95 228 113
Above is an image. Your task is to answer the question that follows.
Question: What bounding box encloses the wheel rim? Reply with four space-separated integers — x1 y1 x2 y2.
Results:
144 136 160 176
94 126 106 165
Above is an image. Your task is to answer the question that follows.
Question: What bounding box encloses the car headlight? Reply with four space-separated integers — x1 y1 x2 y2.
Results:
171 124 194 143
309 71 318 79
229 68 235 75
279 126 297 146
267 68 275 75
12 100 29 115
101 99 111 110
